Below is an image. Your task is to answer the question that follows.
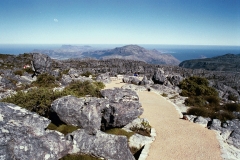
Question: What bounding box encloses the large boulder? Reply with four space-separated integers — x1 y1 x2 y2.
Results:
167 74 184 86
32 53 52 75
61 74 92 85
0 102 71 160
101 88 143 129
66 129 135 160
123 76 141 85
101 88 139 102
51 96 108 134
96 72 111 84
152 68 167 85
139 75 154 85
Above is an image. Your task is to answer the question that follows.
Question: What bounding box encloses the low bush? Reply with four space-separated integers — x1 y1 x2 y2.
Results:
130 120 151 137
81 71 93 77
60 154 102 160
224 103 240 112
1 87 64 117
228 94 238 101
14 70 24 76
179 76 218 97
187 107 211 117
47 123 79 135
63 81 105 98
104 128 134 140
161 93 168 97
32 73 58 88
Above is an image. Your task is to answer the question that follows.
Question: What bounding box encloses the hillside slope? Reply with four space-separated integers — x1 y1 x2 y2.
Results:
179 54 240 72
82 45 180 65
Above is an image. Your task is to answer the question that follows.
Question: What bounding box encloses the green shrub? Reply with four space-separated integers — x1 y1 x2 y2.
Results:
47 123 79 135
184 96 206 107
186 107 211 117
224 103 240 112
179 76 218 97
24 67 34 74
60 154 102 160
14 70 24 76
104 128 134 140
228 94 238 101
130 119 151 137
213 111 236 122
32 73 58 88
161 93 168 97
205 96 220 106
63 81 105 98
0 87 64 117
81 71 93 77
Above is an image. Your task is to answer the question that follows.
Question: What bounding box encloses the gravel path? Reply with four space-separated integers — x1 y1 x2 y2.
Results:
105 80 222 160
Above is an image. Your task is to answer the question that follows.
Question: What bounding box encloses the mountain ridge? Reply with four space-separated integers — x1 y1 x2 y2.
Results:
179 53 240 72
82 45 180 65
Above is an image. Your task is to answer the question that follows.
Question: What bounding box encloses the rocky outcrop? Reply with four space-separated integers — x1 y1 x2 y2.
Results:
152 68 167 85
96 72 111 84
0 102 71 160
101 88 143 129
101 88 139 102
123 76 141 85
32 53 52 75
60 74 92 85
139 76 154 85
66 129 135 160
51 96 108 135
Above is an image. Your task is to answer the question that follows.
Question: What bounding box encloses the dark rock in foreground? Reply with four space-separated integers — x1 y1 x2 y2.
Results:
51 96 108 135
0 102 71 160
66 129 135 160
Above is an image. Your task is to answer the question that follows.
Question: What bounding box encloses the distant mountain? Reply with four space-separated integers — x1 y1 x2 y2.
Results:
32 45 95 59
179 53 240 72
82 45 180 65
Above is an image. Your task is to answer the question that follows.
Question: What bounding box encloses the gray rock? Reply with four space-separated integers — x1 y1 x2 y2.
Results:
32 53 52 75
96 72 111 83
61 74 92 86
152 68 167 85
51 96 108 134
167 74 184 86
66 129 135 160
123 76 141 85
96 72 111 84
194 116 209 127
101 101 143 129
139 76 154 85
0 102 71 160
101 88 139 103
101 88 143 129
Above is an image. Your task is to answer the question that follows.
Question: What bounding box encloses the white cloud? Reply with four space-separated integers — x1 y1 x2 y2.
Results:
53 19 58 22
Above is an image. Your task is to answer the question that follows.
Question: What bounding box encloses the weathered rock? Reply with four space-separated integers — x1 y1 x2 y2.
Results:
102 101 143 129
61 74 92 85
123 76 141 85
66 129 135 160
101 88 143 129
96 72 111 84
121 84 147 92
101 88 139 102
0 102 71 160
32 53 52 75
194 116 209 127
51 96 108 134
139 76 154 85
167 74 184 86
152 68 167 85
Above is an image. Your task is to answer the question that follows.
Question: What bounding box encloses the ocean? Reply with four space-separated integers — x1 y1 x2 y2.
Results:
0 44 240 62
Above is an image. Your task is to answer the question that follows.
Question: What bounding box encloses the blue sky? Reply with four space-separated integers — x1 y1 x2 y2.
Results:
0 0 239 45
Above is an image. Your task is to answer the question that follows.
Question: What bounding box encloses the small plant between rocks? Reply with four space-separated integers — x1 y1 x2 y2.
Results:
130 119 151 137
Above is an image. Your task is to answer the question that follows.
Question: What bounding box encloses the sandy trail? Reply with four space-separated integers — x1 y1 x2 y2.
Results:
105 80 222 160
